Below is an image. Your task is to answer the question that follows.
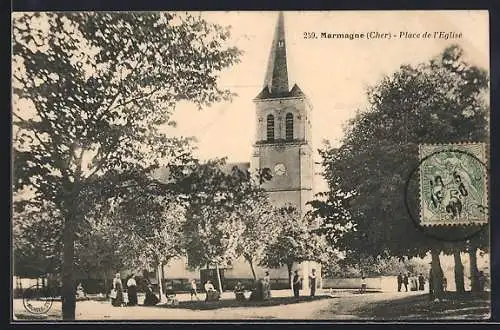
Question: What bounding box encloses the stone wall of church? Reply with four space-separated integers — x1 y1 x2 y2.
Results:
256 145 302 191
299 144 314 191
267 190 301 211
254 97 309 142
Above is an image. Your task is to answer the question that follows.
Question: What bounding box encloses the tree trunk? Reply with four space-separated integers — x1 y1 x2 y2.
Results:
104 277 108 298
453 250 465 293
61 217 76 320
287 262 293 290
245 255 257 280
430 248 444 299
161 262 165 287
157 264 164 302
215 264 223 293
468 244 480 292
161 262 167 296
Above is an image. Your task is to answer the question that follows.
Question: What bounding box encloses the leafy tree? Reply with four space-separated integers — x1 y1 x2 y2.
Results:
313 45 488 298
324 255 429 278
260 206 327 288
169 159 254 291
13 197 125 295
164 157 279 289
111 192 186 300
308 187 354 253
228 171 279 280
12 12 241 319
73 216 125 296
234 196 277 280
13 201 63 278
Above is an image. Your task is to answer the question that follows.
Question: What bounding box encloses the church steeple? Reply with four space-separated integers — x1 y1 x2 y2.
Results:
255 12 304 99
251 11 313 220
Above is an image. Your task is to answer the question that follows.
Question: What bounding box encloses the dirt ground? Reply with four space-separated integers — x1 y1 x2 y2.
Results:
12 289 490 321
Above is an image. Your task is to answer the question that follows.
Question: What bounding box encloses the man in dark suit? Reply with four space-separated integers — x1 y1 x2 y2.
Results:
397 273 403 292
292 270 301 299
403 273 409 292
418 273 425 291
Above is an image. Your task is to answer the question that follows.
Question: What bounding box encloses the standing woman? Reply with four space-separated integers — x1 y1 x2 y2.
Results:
127 274 138 306
111 273 124 307
309 269 317 297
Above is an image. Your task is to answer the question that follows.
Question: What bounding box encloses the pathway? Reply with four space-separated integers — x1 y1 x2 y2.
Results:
13 289 428 320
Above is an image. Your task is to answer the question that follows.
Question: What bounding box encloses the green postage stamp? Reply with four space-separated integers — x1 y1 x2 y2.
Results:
419 143 488 226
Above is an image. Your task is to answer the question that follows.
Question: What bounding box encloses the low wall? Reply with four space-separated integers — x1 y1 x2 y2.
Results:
323 276 417 292
322 277 382 290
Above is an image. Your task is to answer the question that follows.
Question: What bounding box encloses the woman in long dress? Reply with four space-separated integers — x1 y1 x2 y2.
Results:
262 271 271 300
111 273 124 307
126 275 138 306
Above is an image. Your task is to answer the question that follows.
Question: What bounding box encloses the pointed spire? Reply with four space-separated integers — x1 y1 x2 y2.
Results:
262 11 290 96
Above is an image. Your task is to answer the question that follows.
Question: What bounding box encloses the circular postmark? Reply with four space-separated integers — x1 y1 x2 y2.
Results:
404 147 489 242
22 285 54 314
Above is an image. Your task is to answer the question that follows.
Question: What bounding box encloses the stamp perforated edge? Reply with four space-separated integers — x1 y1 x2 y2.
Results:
417 142 489 227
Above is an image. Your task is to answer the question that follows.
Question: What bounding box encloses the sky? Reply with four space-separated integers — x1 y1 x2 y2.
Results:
162 10 489 192
12 10 490 195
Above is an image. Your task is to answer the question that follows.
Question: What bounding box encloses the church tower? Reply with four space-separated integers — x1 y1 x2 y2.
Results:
251 12 314 215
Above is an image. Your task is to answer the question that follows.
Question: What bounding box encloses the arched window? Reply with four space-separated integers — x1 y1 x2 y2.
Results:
285 113 294 141
266 114 275 142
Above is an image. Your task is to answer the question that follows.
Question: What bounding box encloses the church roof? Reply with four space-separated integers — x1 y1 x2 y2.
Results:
289 83 305 97
255 12 306 100
151 162 251 184
222 162 251 174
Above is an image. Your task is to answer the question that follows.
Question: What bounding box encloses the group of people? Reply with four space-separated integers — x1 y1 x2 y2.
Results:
203 280 220 301
111 272 161 307
196 268 318 303
110 273 141 307
293 268 317 298
397 272 426 292
189 279 224 302
108 268 319 306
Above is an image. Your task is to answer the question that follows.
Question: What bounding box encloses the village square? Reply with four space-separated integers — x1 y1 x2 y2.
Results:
12 11 490 321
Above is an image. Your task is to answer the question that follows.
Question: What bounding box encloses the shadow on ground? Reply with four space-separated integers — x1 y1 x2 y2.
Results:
355 291 490 320
153 295 333 310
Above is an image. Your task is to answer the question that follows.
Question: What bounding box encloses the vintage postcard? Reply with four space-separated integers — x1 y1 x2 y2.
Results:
12 10 490 321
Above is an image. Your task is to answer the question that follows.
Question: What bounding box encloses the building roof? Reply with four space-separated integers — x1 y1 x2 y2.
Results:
222 162 251 174
151 162 251 184
255 12 306 100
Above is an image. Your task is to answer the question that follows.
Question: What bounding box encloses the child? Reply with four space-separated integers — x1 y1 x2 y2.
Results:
360 276 367 294
190 279 200 301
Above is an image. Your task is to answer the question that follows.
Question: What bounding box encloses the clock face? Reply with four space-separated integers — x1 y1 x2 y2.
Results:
274 163 287 176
